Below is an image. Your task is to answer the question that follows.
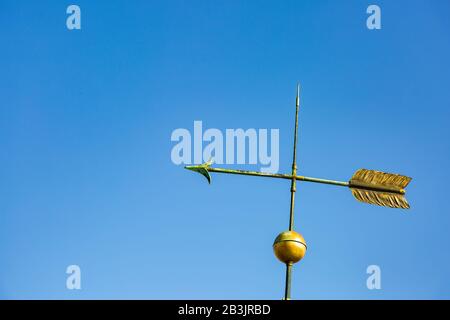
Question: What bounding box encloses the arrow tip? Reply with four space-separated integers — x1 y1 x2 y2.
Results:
184 163 212 184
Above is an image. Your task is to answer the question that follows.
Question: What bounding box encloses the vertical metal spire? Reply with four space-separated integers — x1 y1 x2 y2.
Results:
284 84 300 300
288 83 300 231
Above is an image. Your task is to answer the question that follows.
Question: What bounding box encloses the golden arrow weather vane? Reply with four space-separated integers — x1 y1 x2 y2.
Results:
185 84 412 300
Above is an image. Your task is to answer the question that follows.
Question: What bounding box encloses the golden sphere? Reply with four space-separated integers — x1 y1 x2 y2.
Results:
273 231 307 264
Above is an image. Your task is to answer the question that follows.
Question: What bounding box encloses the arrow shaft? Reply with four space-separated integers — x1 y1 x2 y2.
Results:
207 167 292 179
206 167 405 194
207 167 348 185
297 175 349 187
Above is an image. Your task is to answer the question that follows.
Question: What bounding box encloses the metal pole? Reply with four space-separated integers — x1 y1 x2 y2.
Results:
284 263 293 300
284 84 301 300
288 84 300 232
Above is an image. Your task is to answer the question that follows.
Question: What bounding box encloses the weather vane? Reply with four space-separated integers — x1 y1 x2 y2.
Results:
185 84 412 300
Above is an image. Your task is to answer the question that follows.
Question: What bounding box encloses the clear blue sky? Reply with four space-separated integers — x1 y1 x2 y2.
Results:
1 0 449 299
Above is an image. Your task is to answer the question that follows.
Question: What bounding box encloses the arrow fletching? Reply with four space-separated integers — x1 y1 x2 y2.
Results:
349 169 412 209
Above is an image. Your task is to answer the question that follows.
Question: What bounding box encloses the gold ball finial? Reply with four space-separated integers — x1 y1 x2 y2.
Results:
273 231 307 264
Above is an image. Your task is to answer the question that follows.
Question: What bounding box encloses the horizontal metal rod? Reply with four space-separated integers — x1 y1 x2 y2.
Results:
208 167 293 180
207 167 348 187
297 175 349 187
206 167 404 194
